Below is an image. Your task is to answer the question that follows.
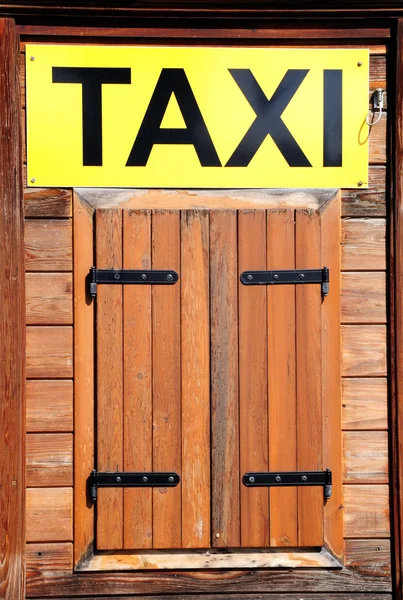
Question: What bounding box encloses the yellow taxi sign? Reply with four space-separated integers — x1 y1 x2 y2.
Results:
26 45 369 189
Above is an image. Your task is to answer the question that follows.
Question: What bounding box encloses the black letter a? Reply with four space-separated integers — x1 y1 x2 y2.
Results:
126 68 221 167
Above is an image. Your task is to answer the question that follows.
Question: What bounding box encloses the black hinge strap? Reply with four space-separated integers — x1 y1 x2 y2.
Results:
240 267 329 296
88 267 179 297
89 470 180 502
242 469 332 499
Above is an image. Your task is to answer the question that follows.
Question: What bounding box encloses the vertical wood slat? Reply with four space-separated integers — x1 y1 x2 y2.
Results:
238 210 269 547
152 210 181 549
295 209 324 546
96 209 123 550
123 210 153 549
210 210 240 548
267 210 297 547
181 210 210 548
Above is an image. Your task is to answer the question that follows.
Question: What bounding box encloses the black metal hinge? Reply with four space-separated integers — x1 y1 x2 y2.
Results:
242 469 332 499
89 470 180 502
88 267 179 297
240 267 330 296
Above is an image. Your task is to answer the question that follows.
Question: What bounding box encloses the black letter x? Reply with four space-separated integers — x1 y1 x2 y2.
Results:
226 69 312 168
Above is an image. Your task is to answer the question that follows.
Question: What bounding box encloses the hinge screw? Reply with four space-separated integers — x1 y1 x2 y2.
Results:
114 273 120 280
273 274 279 279
168 476 174 483
299 273 305 280
142 476 148 483
141 273 147 280
166 274 173 282
249 476 255 483
247 274 253 281
116 476 121 482
302 475 308 482
275 475 282 482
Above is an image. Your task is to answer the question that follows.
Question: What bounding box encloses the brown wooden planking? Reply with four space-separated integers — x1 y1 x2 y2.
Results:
152 210 181 549
341 166 386 218
341 272 386 323
343 484 390 538
26 433 73 487
341 219 386 270
24 187 72 218
22 596 393 600
238 210 269 547
369 110 387 165
321 193 343 558
210 210 240 548
181 210 210 548
267 209 297 547
369 54 387 107
295 209 323 546
342 378 388 430
344 538 391 577
26 326 73 378
122 209 152 549
26 272 73 325
342 325 387 376
73 193 94 565
95 209 123 550
26 487 73 542
26 542 73 575
343 431 388 484
26 380 73 432
25 218 72 271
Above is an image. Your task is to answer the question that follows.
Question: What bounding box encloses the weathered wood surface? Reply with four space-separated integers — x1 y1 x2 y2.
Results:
26 326 73 378
25 596 393 600
26 488 73 542
341 166 386 217
26 380 73 432
26 542 73 574
341 272 386 323
344 538 391 577
342 325 387 376
26 433 73 487
341 218 386 270
25 219 72 271
369 110 387 165
344 485 390 538
26 273 73 324
24 188 72 218
343 431 388 483
342 378 388 430
0 17 25 600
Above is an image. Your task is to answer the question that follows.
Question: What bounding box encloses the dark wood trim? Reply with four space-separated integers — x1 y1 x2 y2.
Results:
0 17 25 600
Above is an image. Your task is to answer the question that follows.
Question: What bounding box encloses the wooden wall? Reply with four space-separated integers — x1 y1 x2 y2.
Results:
22 41 391 593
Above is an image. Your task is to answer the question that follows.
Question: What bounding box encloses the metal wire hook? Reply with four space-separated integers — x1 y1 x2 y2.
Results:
366 88 385 127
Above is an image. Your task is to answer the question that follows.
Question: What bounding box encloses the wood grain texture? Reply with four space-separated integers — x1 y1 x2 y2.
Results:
95 209 123 550
26 542 73 574
341 166 386 217
0 17 25 600
152 210 181 549
369 54 387 107
23 596 393 600
267 209 297 547
342 378 388 430
341 272 386 323
122 209 152 550
26 272 73 324
26 488 73 542
24 188 72 218
344 484 390 538
295 209 323 546
26 326 73 378
210 210 240 548
342 325 387 376
343 431 388 483
181 210 210 548
238 210 269 547
25 219 72 271
369 110 387 165
26 380 73 432
344 538 391 577
341 218 386 270
26 433 73 487
73 193 94 565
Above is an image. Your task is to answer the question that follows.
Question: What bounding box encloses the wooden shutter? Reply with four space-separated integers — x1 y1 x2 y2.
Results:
94 204 339 551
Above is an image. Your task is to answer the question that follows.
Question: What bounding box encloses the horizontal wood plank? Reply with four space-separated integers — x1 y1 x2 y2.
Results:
342 325 387 376
26 380 73 432
24 188 72 218
25 219 72 271
341 272 386 323
368 110 387 165
26 326 73 378
344 538 391 577
26 542 73 573
343 431 388 483
342 378 388 430
341 166 386 217
344 484 390 538
26 433 73 487
26 487 73 542
26 273 73 325
369 55 387 107
341 219 386 270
